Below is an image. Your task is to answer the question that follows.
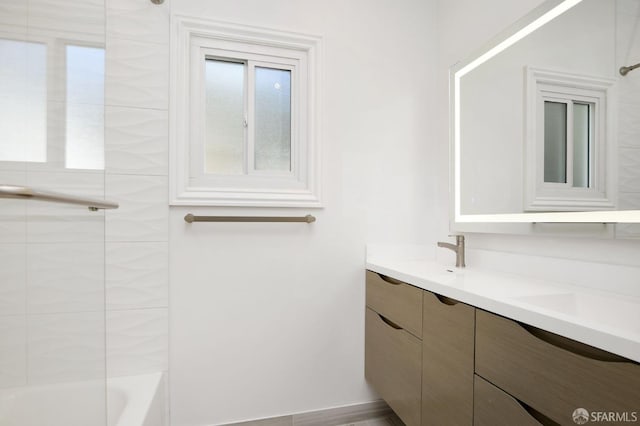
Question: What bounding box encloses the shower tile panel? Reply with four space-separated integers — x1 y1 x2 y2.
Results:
618 87 640 148
105 106 168 176
106 308 168 377
27 311 105 384
0 0 27 30
616 194 640 239
26 171 105 243
0 171 27 243
0 197 26 243
28 0 104 38
0 160 27 172
619 147 640 193
106 242 168 310
26 102 67 172
0 244 26 316
0 315 26 388
106 0 170 45
102 0 170 382
105 174 168 242
105 38 168 110
27 243 104 314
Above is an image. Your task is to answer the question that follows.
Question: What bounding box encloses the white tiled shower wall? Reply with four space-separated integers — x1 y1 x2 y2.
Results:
0 0 110 388
104 0 170 379
0 0 170 388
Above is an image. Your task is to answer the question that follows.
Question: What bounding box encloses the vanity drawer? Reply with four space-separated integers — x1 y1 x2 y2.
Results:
476 310 640 425
474 375 544 426
366 270 422 338
422 291 475 426
365 307 422 426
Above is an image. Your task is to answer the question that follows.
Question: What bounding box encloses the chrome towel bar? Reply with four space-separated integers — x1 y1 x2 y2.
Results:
0 184 118 211
184 213 316 223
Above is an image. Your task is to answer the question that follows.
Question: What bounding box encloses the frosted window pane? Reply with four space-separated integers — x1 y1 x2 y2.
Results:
573 103 590 188
0 39 47 163
205 59 245 174
254 67 291 171
544 101 567 183
65 45 105 170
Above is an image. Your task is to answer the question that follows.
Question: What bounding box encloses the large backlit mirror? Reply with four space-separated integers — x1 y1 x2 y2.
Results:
453 0 640 232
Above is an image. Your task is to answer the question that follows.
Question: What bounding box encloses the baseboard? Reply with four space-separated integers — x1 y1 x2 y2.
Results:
292 400 393 426
222 400 395 426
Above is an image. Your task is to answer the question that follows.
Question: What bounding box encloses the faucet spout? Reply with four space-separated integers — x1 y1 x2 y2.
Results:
437 242 457 251
437 235 465 268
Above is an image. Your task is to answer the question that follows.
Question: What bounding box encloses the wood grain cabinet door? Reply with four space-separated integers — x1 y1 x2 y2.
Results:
365 271 423 338
474 375 548 426
365 307 422 426
476 309 640 426
421 291 475 426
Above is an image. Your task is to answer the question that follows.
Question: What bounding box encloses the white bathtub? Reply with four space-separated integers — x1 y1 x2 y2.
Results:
108 373 165 426
0 372 164 426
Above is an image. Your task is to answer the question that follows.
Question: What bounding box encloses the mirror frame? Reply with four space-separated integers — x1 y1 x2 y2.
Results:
450 0 640 230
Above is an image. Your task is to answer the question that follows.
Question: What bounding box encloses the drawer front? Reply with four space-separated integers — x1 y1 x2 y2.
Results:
476 310 640 425
422 291 475 426
474 375 544 426
366 270 422 338
365 307 422 426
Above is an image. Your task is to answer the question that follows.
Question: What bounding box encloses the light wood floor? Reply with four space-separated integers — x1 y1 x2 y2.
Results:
229 413 404 426
224 401 404 426
336 415 404 426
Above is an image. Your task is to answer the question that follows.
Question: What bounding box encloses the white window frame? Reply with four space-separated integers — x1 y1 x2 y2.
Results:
170 16 323 207
524 67 617 211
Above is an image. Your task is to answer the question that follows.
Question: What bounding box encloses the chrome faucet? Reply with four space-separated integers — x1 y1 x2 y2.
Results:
437 235 465 268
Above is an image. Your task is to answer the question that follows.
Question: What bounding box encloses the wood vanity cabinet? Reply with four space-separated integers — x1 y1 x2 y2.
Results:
421 290 475 426
365 271 423 426
475 309 640 426
365 271 474 426
365 269 640 426
473 374 544 426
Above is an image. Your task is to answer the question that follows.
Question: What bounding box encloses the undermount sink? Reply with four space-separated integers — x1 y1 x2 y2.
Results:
512 292 640 334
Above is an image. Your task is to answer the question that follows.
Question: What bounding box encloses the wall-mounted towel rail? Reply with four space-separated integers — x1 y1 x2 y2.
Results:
184 213 316 223
0 184 119 211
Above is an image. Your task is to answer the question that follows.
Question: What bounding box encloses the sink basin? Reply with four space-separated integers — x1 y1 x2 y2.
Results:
512 292 640 334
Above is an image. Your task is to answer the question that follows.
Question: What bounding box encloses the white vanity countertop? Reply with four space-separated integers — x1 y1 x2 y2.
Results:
366 250 640 363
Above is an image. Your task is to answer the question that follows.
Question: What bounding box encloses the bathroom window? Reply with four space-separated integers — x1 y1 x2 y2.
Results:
0 38 47 163
204 59 292 175
65 45 105 170
542 99 593 188
0 37 104 170
170 17 323 207
524 67 616 211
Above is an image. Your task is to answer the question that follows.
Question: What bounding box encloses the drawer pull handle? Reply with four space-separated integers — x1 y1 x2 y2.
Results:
377 274 404 285
514 395 560 426
434 293 459 306
519 323 632 364
378 314 403 330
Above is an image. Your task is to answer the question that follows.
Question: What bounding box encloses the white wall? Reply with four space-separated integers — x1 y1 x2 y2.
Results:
169 1 438 425
434 0 640 296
